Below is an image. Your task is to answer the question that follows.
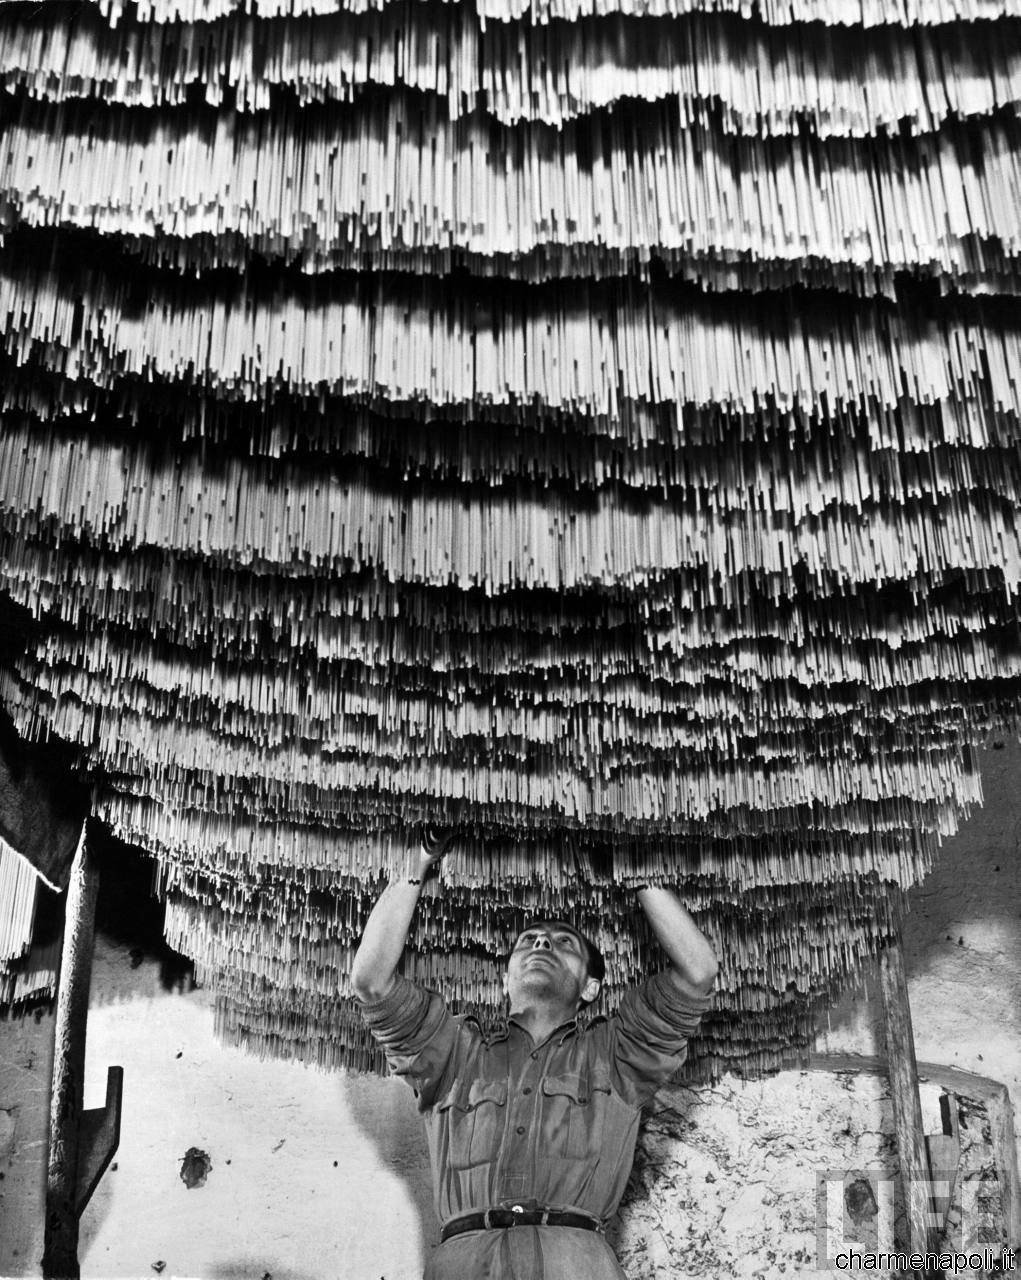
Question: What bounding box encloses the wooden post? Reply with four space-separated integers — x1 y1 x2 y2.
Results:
987 1090 1021 1274
42 831 99 1280
878 939 937 1257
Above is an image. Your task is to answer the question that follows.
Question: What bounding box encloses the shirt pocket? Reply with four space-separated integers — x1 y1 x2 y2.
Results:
540 1070 613 1161
435 1077 508 1170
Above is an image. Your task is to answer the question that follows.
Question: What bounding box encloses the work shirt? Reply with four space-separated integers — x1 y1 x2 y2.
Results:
361 969 710 1280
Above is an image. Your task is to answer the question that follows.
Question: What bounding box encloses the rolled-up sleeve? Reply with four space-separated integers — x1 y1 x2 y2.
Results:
610 969 712 1106
359 973 460 1109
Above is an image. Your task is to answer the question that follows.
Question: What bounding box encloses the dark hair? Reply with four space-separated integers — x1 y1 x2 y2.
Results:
514 919 606 985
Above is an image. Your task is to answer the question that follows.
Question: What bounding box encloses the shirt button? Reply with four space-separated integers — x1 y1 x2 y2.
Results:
522 1087 533 1095
516 1126 526 1135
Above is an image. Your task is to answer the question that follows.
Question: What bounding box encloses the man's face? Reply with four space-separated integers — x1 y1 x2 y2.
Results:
503 922 601 1011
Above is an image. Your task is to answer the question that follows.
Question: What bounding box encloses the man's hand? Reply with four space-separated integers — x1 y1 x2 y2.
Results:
420 825 455 863
416 825 455 879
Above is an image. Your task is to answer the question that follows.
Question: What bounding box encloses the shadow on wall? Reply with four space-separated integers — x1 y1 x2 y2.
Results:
339 1067 436 1272
90 831 196 1003
902 740 1021 979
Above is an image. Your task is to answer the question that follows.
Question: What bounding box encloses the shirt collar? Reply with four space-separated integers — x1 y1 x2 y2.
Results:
489 1012 582 1048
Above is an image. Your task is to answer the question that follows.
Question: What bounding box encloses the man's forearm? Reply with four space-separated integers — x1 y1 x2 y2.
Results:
350 878 424 1003
637 886 718 997
350 829 453 1003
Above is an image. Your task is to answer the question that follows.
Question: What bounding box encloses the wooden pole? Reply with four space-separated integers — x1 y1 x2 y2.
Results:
878 939 936 1258
987 1090 1021 1275
42 829 99 1280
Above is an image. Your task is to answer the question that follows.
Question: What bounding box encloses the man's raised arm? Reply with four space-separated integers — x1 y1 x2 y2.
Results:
350 829 452 1003
636 886 718 1000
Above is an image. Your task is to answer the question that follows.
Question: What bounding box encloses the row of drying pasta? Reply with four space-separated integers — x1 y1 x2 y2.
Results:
2 8 1019 133
28 0 1021 38
4 106 1020 269
4 269 1021 418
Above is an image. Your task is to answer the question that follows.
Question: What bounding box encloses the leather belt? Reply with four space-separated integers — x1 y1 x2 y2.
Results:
441 1206 603 1242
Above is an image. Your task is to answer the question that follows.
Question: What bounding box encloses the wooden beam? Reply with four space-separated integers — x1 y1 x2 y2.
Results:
809 1050 1016 1104
42 831 99 1280
0 713 89 893
878 939 937 1256
987 1090 1021 1276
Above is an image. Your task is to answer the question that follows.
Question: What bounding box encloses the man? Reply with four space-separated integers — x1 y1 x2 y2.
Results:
350 829 718 1280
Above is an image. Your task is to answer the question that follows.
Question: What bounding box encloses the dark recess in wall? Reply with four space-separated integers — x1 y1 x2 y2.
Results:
91 827 195 994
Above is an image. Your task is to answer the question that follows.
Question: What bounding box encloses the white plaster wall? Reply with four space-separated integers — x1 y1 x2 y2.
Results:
80 939 432 1280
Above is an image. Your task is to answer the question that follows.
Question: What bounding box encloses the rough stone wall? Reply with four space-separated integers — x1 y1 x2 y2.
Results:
613 1073 1003 1280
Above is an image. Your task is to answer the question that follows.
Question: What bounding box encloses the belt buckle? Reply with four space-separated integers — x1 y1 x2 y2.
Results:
485 1206 524 1229
504 1198 527 1228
